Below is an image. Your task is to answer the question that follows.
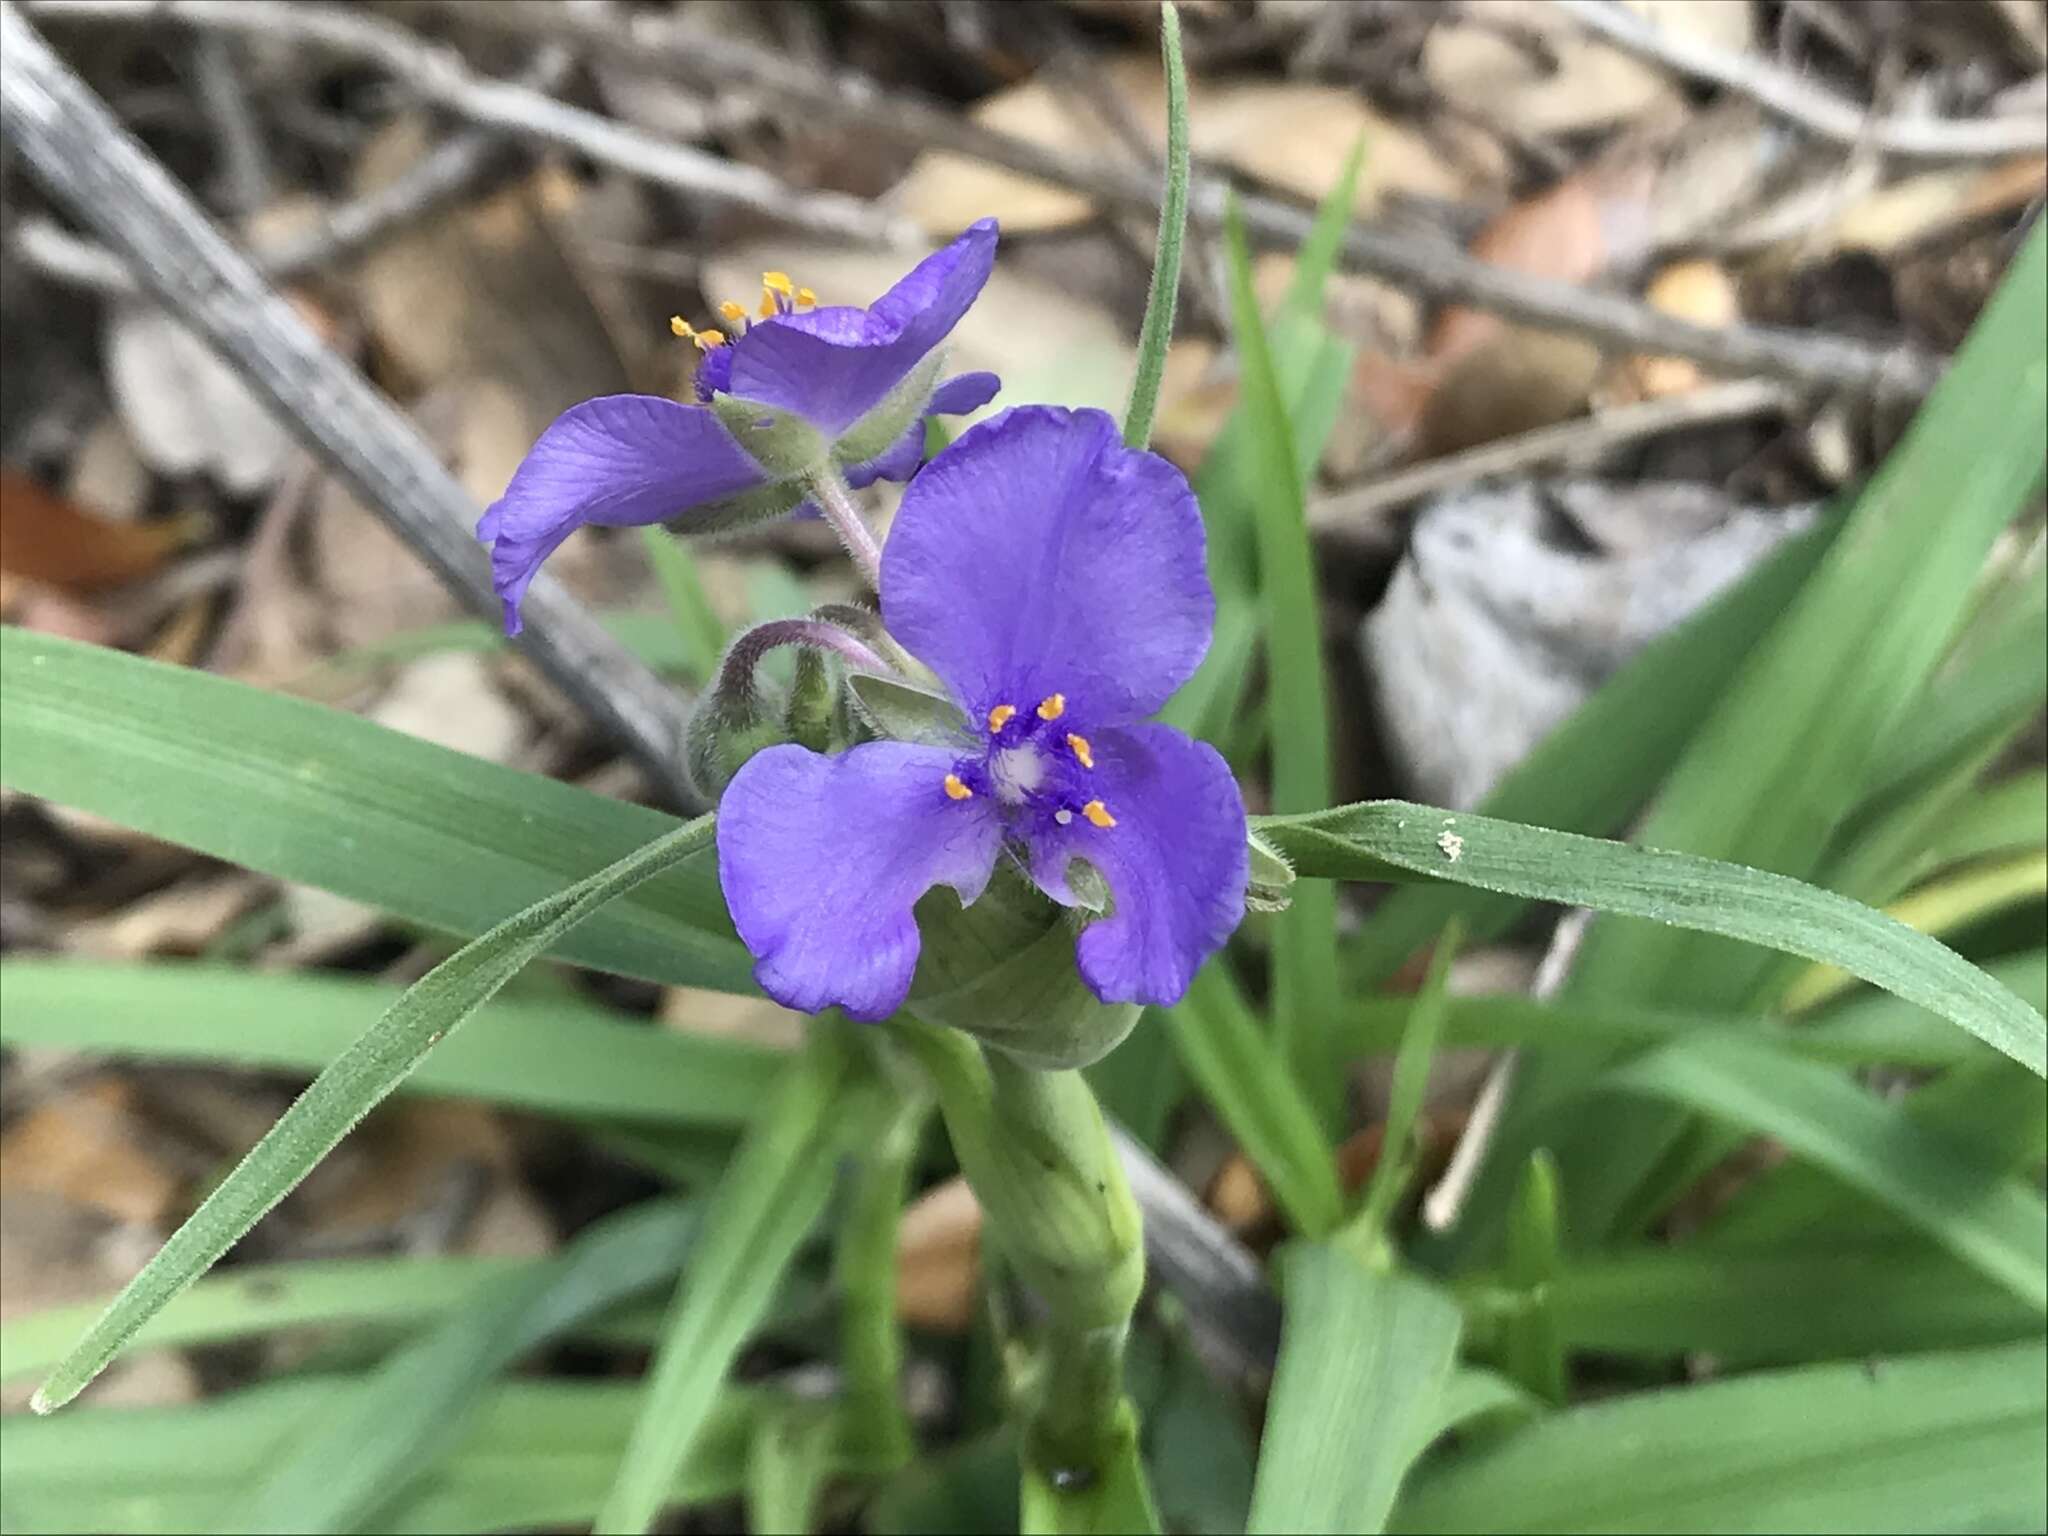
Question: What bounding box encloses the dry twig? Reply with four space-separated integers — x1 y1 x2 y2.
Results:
0 1 697 804
23 0 919 249
13 48 577 296
1310 379 1799 542
1554 0 2048 160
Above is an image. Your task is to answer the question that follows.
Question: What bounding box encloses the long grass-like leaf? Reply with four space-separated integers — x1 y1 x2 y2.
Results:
1120 1 1188 452
1249 1247 1462 1534
29 815 716 1414
1258 801 2047 1077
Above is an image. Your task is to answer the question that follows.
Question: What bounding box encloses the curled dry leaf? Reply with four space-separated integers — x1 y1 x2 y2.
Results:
895 55 1474 236
104 305 296 496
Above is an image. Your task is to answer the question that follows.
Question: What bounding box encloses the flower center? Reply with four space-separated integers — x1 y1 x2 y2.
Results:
940 691 1116 831
669 270 820 403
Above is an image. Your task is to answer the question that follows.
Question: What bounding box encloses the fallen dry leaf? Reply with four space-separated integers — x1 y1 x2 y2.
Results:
1423 0 1748 138
1609 257 1743 402
104 304 296 496
0 470 186 591
0 1076 184 1227
895 55 1473 237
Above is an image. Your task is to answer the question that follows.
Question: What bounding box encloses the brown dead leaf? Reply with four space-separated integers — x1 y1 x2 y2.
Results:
0 1076 183 1227
0 470 185 591
660 986 806 1051
1424 0 1748 137
104 304 297 496
896 56 1472 237
895 1175 983 1333
1608 258 1743 402
352 117 629 421
1819 156 2048 256
66 876 263 960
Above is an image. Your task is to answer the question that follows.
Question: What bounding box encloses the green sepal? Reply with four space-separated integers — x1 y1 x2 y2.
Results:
831 350 947 469
848 671 971 747
910 866 1142 1070
710 393 831 480
1247 826 1297 913
785 648 839 754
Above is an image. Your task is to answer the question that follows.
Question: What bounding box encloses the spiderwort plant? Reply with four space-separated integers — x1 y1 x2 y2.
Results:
715 405 1250 1029
477 219 1001 632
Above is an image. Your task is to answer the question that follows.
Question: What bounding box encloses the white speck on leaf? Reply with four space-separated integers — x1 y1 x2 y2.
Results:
1437 830 1465 862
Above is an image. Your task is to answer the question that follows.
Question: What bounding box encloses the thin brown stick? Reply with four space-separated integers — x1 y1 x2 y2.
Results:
1310 379 1799 542
1554 0 2048 160
0 1 698 805
422 0 1946 401
23 0 919 249
13 48 573 296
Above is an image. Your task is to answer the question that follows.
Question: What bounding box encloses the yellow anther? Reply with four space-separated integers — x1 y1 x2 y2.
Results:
692 328 725 351
762 271 795 298
670 315 693 338
986 703 1017 733
944 773 973 801
1081 799 1116 829
759 291 779 319
1036 693 1066 721
1066 733 1094 769
718 300 748 324
796 286 817 308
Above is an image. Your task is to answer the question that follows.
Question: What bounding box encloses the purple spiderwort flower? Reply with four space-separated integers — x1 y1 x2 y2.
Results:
716 405 1249 1022
478 219 1001 634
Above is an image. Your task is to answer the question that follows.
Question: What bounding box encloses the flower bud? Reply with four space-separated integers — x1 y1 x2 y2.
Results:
684 664 786 801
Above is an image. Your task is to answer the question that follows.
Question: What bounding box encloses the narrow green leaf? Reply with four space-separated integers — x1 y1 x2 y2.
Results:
1391 1342 2048 1535
1019 1403 1161 1536
0 960 779 1129
639 526 727 682
1223 198 1345 1129
597 1029 887 1534
1281 135 1367 319
0 1255 514 1385
1607 1034 2047 1308
30 814 717 1415
1258 800 2048 1077
0 628 751 991
1498 1151 1566 1405
1354 920 1460 1241
238 1199 702 1533
1120 0 1189 452
1249 1247 1463 1535
747 1399 843 1536
1168 966 1344 1238
1528 1243 2041 1365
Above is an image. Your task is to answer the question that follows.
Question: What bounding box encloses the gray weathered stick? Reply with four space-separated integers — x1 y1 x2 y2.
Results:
0 2 696 805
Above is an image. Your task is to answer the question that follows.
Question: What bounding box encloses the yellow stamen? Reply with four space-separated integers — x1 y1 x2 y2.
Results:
1066 733 1094 769
762 271 795 298
944 773 973 801
759 291 779 319
1036 693 1066 721
1081 799 1116 829
796 286 817 308
692 328 725 351
718 301 748 324
986 703 1017 733
669 315 693 338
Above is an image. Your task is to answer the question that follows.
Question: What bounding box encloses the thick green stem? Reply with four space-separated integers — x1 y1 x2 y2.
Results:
891 1021 1147 1486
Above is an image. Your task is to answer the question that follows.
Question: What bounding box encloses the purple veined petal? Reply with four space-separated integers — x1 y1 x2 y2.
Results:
717 741 1004 1022
1022 722 1247 1007
725 220 998 436
841 371 1003 491
479 395 767 634
882 405 1213 727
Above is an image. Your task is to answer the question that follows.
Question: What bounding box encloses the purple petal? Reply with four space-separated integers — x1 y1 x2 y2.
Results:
725 220 998 435
881 405 1213 727
1023 723 1247 1007
717 741 1003 1021
479 395 766 634
927 370 1001 417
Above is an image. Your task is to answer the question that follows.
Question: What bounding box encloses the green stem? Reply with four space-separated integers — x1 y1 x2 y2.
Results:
890 1021 1147 1494
1121 0 1190 452
833 1090 926 1470
806 467 886 590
